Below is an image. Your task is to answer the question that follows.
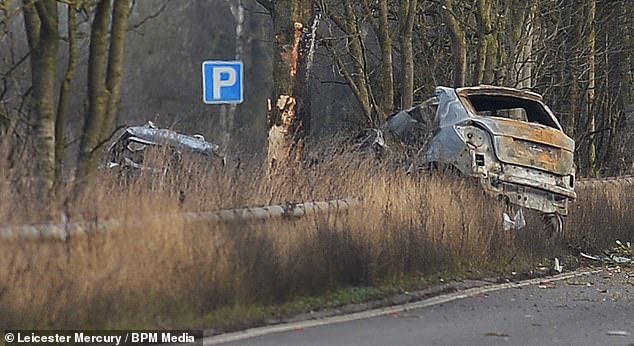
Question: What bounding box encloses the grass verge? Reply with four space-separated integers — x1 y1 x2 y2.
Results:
0 147 632 331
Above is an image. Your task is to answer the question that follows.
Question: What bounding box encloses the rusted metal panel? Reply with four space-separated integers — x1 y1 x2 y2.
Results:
471 117 574 150
494 136 575 175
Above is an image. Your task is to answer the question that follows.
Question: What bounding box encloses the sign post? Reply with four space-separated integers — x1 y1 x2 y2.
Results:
202 61 244 104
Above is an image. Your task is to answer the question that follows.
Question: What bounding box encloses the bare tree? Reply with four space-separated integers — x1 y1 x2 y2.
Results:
399 0 417 108
76 0 132 189
440 0 466 87
22 0 59 197
54 3 78 183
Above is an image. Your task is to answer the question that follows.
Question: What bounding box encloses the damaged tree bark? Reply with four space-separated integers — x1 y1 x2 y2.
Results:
258 0 315 170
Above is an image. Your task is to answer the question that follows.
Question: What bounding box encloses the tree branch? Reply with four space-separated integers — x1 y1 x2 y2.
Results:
34 0 56 33
254 0 272 14
129 0 169 31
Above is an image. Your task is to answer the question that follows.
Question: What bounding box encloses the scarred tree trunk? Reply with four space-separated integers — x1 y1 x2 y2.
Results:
264 0 314 170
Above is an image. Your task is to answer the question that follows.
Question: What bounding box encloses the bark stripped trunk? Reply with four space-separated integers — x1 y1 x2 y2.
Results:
266 0 314 170
22 0 59 197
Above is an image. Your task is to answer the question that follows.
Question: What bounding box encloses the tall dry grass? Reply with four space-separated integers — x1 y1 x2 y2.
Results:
0 141 631 329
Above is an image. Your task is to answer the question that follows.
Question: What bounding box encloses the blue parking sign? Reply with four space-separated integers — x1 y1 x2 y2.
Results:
202 61 243 104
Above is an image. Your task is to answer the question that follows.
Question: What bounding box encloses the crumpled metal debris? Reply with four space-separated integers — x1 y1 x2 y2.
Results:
579 240 633 265
107 122 225 172
355 128 386 154
503 208 526 231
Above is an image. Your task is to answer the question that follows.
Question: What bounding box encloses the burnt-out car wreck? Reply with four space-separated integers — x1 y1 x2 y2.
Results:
382 86 577 232
106 122 225 174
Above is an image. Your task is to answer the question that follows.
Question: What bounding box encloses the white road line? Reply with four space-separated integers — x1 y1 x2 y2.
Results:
202 269 602 345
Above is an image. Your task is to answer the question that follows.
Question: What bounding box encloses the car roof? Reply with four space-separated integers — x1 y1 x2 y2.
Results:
456 85 544 102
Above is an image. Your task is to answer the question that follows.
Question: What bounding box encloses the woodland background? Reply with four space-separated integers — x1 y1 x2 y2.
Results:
1 0 633 197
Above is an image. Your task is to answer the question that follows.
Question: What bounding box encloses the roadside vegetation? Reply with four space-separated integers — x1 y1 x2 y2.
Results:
0 144 632 331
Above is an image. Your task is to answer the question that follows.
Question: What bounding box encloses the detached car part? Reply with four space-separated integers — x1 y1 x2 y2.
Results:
106 122 225 173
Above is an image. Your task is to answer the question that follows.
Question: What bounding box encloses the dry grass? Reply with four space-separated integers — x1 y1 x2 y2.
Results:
0 142 631 329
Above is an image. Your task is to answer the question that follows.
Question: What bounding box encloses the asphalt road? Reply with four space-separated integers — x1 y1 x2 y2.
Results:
214 268 634 346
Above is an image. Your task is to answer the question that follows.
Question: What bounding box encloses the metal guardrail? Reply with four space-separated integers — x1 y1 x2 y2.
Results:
0 198 360 240
576 175 634 188
1 174 632 240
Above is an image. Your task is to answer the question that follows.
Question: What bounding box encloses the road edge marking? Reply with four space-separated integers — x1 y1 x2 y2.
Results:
202 269 602 345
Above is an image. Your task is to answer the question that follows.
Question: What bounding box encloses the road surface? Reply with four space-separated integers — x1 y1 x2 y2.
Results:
210 267 634 346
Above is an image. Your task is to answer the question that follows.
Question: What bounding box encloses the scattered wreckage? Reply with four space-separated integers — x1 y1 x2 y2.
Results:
372 85 577 233
106 122 225 174
108 86 577 233
580 240 633 266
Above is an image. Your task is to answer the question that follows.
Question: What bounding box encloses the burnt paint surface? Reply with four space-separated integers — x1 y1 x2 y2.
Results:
424 86 577 214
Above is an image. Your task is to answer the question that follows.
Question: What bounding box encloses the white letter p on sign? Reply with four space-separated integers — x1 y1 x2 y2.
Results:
213 67 237 99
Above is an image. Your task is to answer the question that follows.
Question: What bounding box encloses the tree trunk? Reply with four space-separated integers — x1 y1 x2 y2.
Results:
55 4 78 183
266 0 314 170
221 0 245 147
102 0 131 138
584 0 597 175
441 0 466 87
23 0 59 197
76 0 131 190
400 0 417 108
77 0 112 186
472 0 488 85
377 0 394 113
512 0 537 89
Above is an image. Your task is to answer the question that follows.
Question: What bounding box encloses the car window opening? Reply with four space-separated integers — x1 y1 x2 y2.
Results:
466 95 558 129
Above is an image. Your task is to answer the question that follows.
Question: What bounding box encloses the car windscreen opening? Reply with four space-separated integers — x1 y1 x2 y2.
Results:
465 95 558 129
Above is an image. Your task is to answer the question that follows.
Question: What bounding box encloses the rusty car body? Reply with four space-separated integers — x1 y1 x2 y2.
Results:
388 85 576 225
